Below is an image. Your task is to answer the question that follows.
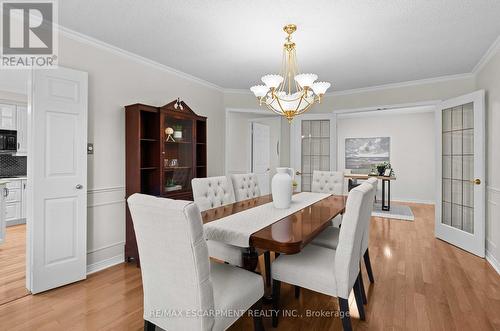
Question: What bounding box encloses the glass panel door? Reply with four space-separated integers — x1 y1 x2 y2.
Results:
300 119 331 192
441 103 474 233
436 90 485 258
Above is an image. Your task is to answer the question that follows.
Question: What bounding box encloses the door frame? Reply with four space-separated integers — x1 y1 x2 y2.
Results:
290 112 337 191
435 90 485 257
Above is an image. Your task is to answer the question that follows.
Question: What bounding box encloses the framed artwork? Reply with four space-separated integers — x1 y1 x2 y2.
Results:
345 137 390 170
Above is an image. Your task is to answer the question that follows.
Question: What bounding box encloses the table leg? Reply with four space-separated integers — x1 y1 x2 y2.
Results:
382 179 391 211
242 247 259 271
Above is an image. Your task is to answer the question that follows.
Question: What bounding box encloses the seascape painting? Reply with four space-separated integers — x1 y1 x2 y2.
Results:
345 137 390 170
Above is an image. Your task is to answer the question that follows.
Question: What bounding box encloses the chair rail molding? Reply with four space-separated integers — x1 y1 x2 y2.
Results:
86 185 126 274
486 185 500 275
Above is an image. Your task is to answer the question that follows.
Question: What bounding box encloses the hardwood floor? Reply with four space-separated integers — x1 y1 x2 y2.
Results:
0 224 28 306
0 203 499 330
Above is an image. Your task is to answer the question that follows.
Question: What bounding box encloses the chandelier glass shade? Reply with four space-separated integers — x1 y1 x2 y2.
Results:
250 24 331 122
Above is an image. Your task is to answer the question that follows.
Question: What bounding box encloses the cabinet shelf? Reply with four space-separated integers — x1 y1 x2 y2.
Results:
165 141 192 144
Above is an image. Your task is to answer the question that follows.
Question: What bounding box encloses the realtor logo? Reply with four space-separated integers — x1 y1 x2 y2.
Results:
1 0 58 68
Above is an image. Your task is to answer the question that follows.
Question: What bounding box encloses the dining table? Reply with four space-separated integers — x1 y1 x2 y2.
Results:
201 193 346 274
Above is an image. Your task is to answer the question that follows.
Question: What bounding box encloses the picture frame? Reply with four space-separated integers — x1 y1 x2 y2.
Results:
383 168 392 177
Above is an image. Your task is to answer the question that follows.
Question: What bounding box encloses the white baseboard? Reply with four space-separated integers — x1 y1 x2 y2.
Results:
86 252 125 275
486 250 500 275
6 218 26 226
377 198 435 205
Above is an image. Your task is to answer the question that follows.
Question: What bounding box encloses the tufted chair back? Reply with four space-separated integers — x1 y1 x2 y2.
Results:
361 177 378 253
192 176 236 211
231 173 261 202
311 170 344 195
334 183 373 298
127 194 215 331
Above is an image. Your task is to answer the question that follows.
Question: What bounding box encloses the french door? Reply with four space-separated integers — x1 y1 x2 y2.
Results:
290 113 336 192
435 90 485 257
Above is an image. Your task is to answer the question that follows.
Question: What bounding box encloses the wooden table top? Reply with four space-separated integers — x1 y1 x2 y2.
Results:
344 174 397 180
201 194 346 254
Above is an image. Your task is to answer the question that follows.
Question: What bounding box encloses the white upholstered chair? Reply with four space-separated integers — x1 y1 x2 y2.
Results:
231 173 261 201
311 170 344 227
127 194 265 331
191 176 245 267
271 183 374 330
311 177 377 286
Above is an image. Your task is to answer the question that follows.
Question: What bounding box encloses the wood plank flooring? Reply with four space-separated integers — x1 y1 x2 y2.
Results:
0 203 499 330
0 224 28 306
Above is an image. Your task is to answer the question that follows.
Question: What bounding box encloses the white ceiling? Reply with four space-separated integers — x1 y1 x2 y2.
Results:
59 0 500 91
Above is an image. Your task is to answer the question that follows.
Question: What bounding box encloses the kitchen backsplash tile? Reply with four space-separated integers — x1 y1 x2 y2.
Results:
0 154 27 177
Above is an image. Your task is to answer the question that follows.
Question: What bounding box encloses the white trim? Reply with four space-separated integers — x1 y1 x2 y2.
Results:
87 186 125 194
59 26 223 92
330 73 474 96
337 105 436 119
472 35 500 74
487 186 500 194
486 248 500 275
86 253 125 275
223 74 474 97
87 241 126 254
87 200 125 208
333 100 440 115
391 199 436 205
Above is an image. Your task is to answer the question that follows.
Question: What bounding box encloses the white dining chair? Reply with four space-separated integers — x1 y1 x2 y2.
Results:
231 173 261 202
311 170 344 227
127 193 265 331
192 176 245 267
311 177 377 286
270 183 374 330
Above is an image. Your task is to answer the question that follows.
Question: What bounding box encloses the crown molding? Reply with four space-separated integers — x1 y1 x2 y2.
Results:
58 26 224 92
329 73 475 97
472 34 500 74
223 73 475 97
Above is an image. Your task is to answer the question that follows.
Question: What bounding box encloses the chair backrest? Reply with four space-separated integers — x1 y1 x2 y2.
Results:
231 173 261 201
127 194 214 331
361 177 378 252
334 183 374 299
311 170 344 195
192 176 236 211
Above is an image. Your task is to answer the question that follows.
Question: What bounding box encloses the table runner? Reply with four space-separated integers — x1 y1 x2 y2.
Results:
203 192 331 247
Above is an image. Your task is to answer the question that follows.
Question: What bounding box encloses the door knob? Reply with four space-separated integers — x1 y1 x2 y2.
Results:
296 171 302 175
471 178 481 185
75 184 83 189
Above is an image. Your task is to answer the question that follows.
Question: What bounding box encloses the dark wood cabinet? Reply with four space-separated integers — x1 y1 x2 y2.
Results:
125 100 207 265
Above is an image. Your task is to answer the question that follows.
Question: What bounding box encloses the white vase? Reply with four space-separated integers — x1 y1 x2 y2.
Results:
272 167 293 209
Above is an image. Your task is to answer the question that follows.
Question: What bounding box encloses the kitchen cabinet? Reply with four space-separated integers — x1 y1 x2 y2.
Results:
4 179 26 226
0 183 5 244
16 105 28 155
0 103 17 130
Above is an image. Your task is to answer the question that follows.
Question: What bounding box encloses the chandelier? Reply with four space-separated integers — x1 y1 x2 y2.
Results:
250 24 331 122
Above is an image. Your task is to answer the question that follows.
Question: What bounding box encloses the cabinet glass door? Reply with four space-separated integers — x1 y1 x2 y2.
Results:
163 117 193 195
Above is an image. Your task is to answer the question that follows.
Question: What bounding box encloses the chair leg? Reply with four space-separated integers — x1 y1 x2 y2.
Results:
353 275 366 321
251 299 265 331
358 271 367 305
363 249 375 283
294 285 300 298
338 298 352 331
144 320 155 331
264 251 271 287
272 279 281 328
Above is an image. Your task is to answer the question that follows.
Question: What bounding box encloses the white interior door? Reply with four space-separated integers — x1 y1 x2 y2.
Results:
435 90 485 257
291 113 337 192
28 67 88 293
251 122 271 194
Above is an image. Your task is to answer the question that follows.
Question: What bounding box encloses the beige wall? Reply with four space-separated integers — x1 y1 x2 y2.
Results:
337 111 436 203
55 33 225 270
476 50 500 271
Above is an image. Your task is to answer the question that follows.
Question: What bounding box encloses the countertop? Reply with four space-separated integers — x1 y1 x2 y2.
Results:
0 176 27 185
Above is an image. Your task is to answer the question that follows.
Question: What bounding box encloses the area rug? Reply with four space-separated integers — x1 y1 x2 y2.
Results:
371 202 414 221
